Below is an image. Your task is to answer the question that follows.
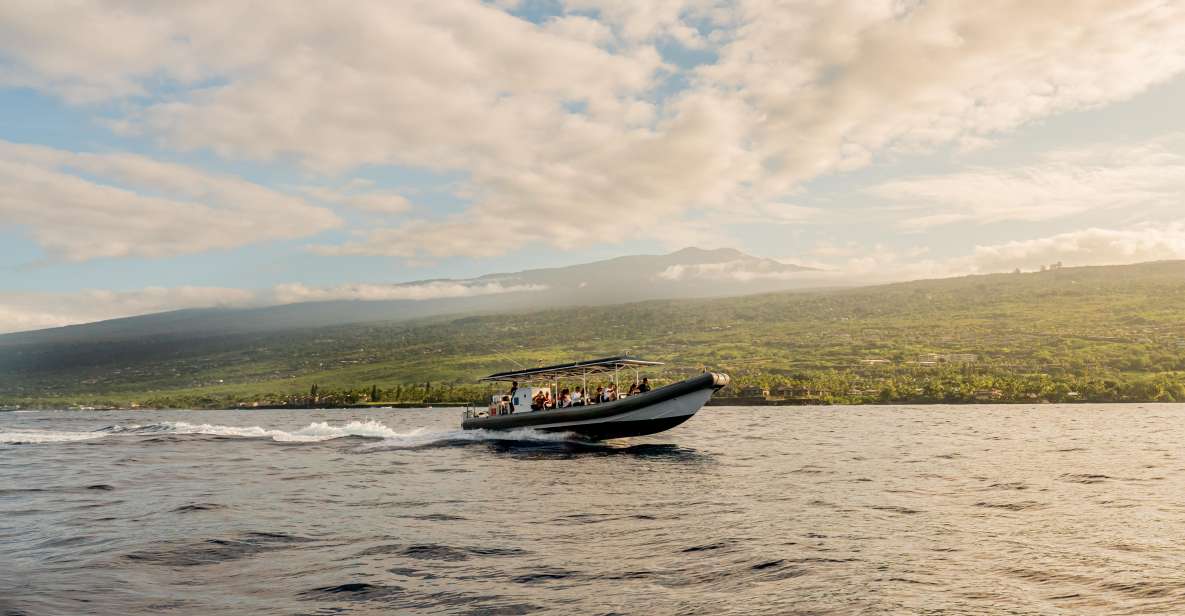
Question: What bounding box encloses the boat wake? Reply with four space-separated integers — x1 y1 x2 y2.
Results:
98 420 412 442
0 429 108 444
359 427 584 452
4 420 585 449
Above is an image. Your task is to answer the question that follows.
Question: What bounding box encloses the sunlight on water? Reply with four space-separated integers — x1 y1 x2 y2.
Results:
4 405 1185 615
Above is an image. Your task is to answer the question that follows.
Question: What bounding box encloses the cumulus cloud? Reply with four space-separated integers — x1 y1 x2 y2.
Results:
702 0 1185 194
271 281 546 304
0 287 255 334
0 140 341 262
564 0 715 48
3 1 1185 259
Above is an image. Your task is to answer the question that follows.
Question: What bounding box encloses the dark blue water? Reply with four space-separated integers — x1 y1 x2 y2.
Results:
3 404 1185 615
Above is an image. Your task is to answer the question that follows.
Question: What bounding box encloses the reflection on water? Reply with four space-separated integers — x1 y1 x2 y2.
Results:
3 404 1185 615
483 439 710 462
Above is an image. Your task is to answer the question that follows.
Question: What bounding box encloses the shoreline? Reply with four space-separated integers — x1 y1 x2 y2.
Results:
5 399 1184 412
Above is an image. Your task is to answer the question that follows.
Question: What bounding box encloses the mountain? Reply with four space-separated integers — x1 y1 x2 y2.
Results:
475 247 818 302
0 247 818 345
4 259 1185 407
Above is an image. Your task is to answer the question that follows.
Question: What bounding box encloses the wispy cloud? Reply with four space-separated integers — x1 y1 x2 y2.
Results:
0 287 255 333
791 224 1185 283
297 181 412 215
870 138 1185 229
658 259 816 282
0 140 340 262
271 281 546 304
0 280 548 334
969 224 1185 272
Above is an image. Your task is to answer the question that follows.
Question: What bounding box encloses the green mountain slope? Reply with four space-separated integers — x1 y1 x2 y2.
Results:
4 260 1185 407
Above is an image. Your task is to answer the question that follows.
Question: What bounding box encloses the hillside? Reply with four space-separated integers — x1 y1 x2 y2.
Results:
3 260 1185 407
0 247 817 343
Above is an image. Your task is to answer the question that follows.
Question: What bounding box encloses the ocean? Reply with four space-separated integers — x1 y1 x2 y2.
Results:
2 404 1184 615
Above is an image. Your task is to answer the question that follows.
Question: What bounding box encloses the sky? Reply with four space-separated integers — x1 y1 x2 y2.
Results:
3 0 1185 333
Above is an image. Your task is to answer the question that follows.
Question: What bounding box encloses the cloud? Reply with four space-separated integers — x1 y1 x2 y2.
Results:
969 225 1185 272
563 0 714 48
0 287 255 334
271 281 546 304
870 138 1185 229
0 279 549 334
3 2 1185 259
790 225 1185 285
298 184 412 215
0 140 341 262
658 259 815 281
6 223 1184 334
702 0 1185 193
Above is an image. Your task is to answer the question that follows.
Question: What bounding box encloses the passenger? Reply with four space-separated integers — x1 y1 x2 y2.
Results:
626 382 640 397
501 395 511 414
594 386 604 404
531 390 546 411
571 387 583 406
605 383 618 401
638 377 651 393
508 380 518 413
559 388 571 408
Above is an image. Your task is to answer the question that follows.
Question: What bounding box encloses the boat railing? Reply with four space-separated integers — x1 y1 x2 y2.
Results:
463 391 658 421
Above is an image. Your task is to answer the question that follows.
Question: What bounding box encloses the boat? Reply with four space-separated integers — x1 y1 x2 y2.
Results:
462 356 730 440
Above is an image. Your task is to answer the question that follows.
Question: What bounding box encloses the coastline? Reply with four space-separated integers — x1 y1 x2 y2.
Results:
5 399 1183 412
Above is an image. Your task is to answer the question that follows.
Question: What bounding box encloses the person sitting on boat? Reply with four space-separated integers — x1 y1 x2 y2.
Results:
531 390 546 411
605 383 618 401
593 386 604 404
558 388 571 408
626 382 639 397
571 387 583 406
638 377 651 393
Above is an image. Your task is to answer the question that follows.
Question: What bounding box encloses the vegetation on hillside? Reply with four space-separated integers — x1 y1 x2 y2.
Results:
3 261 1185 408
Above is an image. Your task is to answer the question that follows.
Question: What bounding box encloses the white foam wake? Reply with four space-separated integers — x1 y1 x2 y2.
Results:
360 427 584 451
0 430 107 444
103 420 416 442
3 420 588 448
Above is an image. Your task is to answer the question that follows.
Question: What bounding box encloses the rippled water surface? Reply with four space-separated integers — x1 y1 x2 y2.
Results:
3 404 1185 615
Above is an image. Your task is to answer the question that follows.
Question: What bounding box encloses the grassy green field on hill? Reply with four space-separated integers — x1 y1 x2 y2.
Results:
4 260 1185 408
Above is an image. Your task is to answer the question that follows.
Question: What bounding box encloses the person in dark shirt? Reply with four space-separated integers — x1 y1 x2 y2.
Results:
638 377 651 393
508 381 518 412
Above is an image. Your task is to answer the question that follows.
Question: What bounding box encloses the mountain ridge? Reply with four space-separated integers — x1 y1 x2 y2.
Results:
4 259 1185 407
0 247 818 343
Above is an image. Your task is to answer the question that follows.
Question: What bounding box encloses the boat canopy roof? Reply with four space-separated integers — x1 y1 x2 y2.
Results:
480 356 664 383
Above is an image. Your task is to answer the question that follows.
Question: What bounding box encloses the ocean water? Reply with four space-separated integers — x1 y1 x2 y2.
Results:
3 404 1185 615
